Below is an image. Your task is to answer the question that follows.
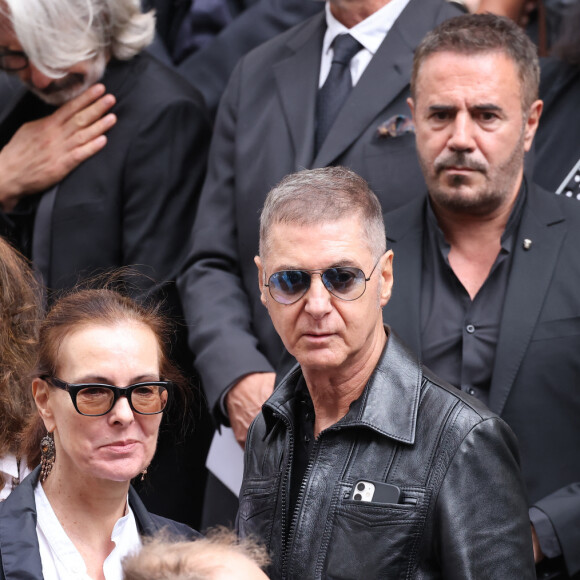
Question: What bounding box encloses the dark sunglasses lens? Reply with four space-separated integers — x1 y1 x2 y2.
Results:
76 387 115 415
269 270 310 304
323 268 365 299
131 385 168 414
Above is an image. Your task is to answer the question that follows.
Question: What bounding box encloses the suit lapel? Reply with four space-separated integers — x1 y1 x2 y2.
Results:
32 185 59 288
313 0 442 168
489 185 566 415
273 14 325 170
382 198 426 354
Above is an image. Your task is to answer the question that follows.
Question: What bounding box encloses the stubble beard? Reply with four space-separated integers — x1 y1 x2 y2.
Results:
421 129 527 217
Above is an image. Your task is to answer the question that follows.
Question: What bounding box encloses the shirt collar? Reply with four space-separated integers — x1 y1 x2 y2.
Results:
264 328 420 445
323 0 410 58
0 455 20 479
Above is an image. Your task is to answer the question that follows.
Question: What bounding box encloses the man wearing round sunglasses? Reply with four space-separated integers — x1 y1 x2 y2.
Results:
238 166 534 579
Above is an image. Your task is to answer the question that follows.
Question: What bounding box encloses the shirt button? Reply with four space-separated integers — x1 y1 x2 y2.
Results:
466 324 475 334
468 388 476 396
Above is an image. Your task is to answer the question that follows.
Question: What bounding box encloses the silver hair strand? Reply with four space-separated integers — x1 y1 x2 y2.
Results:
2 0 155 78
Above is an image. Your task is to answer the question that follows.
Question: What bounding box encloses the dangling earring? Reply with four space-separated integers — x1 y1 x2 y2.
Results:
140 468 147 482
40 432 56 482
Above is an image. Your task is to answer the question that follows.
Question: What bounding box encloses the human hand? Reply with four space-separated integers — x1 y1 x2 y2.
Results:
226 372 276 449
0 83 116 211
531 524 545 563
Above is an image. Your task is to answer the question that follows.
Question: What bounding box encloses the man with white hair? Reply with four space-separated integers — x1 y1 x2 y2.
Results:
0 0 210 295
0 0 212 527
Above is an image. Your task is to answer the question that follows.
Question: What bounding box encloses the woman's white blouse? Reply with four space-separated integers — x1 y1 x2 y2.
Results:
0 455 30 501
34 483 142 580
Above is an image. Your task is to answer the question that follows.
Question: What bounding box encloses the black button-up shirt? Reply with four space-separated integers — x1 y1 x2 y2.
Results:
420 182 526 404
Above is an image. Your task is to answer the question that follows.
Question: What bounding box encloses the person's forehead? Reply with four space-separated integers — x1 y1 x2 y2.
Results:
265 219 372 269
415 50 522 103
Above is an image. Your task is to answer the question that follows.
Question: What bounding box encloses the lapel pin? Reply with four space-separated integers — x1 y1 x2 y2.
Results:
523 239 532 250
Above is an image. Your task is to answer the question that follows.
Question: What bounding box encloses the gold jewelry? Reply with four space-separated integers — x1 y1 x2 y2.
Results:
40 432 55 482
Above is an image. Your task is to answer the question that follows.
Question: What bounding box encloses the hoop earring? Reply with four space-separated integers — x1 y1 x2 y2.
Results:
40 432 56 482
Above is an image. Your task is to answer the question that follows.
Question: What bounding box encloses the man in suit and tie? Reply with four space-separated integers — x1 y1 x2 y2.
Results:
383 13 580 579
177 0 462 525
0 0 212 528
145 0 323 118
179 0 462 445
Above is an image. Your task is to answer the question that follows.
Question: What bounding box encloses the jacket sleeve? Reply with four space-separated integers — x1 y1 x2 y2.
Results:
434 417 536 579
177 0 322 118
177 61 275 418
532 483 580 576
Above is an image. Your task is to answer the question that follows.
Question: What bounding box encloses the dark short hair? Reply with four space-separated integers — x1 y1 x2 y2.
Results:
411 13 540 110
259 166 386 260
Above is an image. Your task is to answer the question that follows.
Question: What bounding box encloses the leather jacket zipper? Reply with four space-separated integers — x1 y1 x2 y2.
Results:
269 410 294 580
281 437 321 579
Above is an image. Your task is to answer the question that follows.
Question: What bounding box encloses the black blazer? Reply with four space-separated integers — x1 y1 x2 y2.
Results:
177 0 322 118
0 467 200 580
0 53 211 300
147 0 253 52
383 182 580 578
144 0 322 117
178 0 463 415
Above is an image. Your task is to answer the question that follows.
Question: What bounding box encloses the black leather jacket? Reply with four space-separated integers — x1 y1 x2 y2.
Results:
0 467 200 579
238 331 535 579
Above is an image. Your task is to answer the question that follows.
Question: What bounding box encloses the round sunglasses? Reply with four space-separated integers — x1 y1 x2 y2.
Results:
265 257 381 305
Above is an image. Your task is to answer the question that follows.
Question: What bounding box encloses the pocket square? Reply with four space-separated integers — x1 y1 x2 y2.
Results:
376 114 415 139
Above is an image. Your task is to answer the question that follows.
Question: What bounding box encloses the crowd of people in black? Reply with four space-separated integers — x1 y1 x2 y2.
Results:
0 0 579 578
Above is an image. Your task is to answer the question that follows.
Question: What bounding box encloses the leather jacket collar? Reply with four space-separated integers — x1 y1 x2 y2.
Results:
262 326 420 444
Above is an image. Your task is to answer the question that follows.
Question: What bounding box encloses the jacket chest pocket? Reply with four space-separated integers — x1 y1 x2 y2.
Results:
322 487 429 579
238 475 280 549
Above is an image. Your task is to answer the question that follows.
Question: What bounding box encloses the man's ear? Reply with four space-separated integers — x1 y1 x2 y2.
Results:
379 250 394 308
255 255 268 307
32 377 56 432
523 99 543 152
407 97 416 122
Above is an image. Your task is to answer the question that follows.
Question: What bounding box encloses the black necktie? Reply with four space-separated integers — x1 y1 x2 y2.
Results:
315 34 363 153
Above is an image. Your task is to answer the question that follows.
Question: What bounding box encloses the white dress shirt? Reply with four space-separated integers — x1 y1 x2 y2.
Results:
319 0 411 88
35 483 142 580
0 454 30 501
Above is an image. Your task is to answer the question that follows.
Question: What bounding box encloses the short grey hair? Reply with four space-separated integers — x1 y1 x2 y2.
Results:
2 0 154 78
259 167 386 261
411 13 540 110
